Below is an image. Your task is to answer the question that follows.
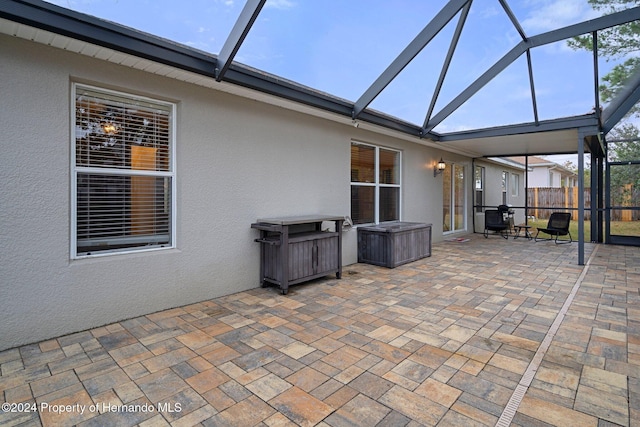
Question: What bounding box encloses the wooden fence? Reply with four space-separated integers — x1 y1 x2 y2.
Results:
526 187 590 220
527 187 639 221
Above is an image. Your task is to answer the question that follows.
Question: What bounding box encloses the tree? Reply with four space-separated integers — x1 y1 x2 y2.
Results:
561 159 592 188
607 123 640 217
608 122 640 161
570 1 640 175
569 1 640 221
568 1 640 58
568 0 640 118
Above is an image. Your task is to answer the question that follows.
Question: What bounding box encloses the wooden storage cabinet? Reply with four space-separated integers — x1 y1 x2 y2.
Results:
358 222 432 268
251 215 343 294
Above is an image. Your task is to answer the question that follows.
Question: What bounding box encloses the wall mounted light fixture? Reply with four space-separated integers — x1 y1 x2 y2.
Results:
434 158 446 177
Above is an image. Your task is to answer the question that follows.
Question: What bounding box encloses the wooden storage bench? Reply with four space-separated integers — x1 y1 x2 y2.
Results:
357 222 432 268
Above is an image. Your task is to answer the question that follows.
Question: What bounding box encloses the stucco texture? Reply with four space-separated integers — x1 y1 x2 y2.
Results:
0 35 448 350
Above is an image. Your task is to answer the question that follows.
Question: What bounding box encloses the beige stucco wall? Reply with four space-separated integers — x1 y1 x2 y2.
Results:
0 35 453 350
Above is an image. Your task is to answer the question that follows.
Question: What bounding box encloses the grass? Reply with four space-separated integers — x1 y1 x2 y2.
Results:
523 218 640 240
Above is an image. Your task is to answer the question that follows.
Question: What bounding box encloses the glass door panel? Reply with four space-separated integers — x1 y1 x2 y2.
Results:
443 163 466 233
454 164 465 231
442 165 452 232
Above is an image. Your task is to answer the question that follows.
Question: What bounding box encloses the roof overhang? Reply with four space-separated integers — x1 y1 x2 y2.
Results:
436 115 601 157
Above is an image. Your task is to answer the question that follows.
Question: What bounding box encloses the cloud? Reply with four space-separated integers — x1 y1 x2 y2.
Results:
521 0 599 34
478 4 501 20
265 0 295 10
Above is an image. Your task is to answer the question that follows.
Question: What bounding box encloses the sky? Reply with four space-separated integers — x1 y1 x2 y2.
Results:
44 0 634 139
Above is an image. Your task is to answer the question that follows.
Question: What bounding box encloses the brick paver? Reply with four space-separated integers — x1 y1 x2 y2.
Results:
1 237 638 426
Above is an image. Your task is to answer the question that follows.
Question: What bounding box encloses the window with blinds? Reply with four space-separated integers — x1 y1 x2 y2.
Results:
350 142 401 225
72 84 175 257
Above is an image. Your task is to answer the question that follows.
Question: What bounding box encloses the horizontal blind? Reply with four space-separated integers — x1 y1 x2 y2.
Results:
379 187 399 222
351 142 376 224
351 186 374 225
350 142 401 225
379 148 399 184
76 174 171 253
75 88 171 171
350 143 375 183
74 85 173 256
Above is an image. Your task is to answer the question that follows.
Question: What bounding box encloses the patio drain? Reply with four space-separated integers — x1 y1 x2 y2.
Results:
495 244 600 427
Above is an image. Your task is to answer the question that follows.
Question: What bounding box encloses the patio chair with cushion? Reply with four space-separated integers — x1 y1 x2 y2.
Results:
484 209 510 239
534 212 572 244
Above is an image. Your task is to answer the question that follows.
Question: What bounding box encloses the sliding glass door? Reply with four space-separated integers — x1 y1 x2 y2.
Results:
443 163 466 233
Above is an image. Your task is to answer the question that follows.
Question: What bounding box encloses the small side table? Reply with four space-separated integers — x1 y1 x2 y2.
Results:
514 224 532 240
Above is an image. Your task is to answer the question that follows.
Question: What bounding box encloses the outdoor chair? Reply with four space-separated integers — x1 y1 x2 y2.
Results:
484 209 510 239
534 212 572 244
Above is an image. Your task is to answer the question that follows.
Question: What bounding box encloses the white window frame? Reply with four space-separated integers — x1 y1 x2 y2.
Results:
511 173 519 197
71 83 176 258
350 141 402 225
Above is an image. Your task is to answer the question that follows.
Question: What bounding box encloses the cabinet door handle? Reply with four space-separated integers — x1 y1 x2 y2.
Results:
254 238 280 246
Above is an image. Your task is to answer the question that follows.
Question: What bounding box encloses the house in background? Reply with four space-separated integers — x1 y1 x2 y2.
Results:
472 158 527 234
509 156 578 188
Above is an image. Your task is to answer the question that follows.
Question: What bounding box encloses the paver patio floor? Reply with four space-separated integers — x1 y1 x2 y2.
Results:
1 235 639 426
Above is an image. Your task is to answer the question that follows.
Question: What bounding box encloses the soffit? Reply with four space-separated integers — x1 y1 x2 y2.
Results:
440 128 581 158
